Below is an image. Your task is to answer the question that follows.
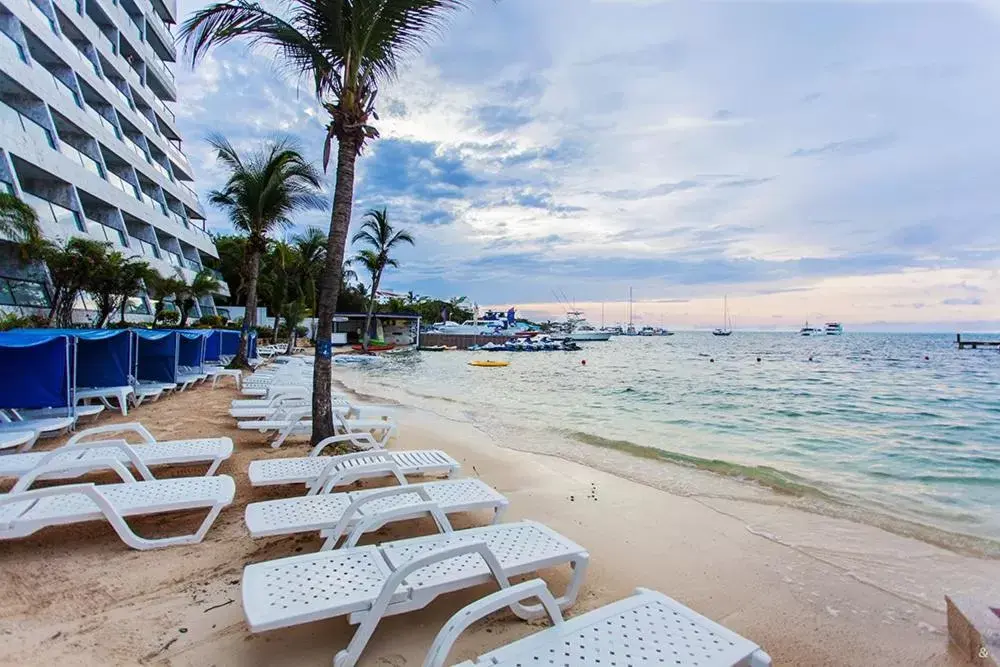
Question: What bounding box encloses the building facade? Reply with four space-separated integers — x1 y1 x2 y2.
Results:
0 0 228 321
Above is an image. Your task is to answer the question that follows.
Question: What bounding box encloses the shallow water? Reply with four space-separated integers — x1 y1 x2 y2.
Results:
353 333 1000 542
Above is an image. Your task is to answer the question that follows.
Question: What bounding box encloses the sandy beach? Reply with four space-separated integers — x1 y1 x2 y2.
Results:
0 369 997 666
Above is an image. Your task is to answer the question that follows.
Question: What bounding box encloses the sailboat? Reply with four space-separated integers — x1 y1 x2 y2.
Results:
712 296 733 336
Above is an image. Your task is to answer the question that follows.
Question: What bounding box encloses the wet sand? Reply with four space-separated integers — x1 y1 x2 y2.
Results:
0 370 997 666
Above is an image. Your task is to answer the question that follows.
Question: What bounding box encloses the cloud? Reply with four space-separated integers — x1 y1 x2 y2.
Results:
171 0 1000 329
789 134 897 158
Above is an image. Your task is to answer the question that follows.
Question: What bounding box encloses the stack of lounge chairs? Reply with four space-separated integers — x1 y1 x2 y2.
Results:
0 351 772 666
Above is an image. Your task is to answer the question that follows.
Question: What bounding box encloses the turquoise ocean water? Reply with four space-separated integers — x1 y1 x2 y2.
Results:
349 333 1000 545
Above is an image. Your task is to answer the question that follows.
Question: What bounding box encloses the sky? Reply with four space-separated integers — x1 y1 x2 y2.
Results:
172 0 1000 331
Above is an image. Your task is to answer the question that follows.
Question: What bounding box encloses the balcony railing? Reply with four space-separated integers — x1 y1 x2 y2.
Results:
1 100 54 148
85 217 126 246
136 111 157 134
165 251 182 268
148 93 174 122
150 159 170 181
130 235 159 259
210 269 225 282
124 135 148 161
169 209 189 229
1 29 25 63
107 170 139 198
85 103 121 139
59 141 104 178
111 84 133 109
21 192 84 232
184 258 201 272
50 73 81 108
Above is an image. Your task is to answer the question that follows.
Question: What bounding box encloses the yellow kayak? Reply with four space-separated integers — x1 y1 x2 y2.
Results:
468 360 509 367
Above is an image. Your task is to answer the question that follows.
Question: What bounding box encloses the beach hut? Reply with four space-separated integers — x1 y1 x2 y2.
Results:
204 330 223 363
0 332 73 410
218 329 241 358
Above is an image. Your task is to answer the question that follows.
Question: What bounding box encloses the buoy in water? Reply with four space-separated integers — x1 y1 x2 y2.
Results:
710 358 715 363
581 359 587 365
756 357 761 362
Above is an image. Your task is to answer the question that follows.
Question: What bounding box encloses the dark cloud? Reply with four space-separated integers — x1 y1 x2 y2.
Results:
716 177 775 189
603 180 701 200
476 104 533 134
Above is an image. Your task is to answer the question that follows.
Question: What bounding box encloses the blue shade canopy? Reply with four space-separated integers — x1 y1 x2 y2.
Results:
134 330 177 382
178 333 206 368
0 333 72 409
219 330 240 355
204 330 222 362
13 329 132 388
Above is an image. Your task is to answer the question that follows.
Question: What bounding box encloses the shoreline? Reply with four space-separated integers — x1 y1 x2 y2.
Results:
333 366 1000 560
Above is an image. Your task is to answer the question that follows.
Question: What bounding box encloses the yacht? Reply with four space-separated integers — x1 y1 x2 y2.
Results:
824 322 844 335
602 325 625 336
565 311 612 341
639 326 656 336
799 321 821 336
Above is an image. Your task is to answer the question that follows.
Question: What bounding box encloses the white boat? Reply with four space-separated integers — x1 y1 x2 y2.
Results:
565 311 612 341
799 321 820 336
639 326 656 336
712 296 733 336
430 320 502 336
825 322 844 335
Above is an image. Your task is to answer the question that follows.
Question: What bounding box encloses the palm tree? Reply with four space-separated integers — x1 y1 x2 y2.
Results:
147 273 186 327
175 269 222 327
259 241 299 342
282 298 307 354
180 0 477 441
205 135 324 368
0 192 41 247
291 226 327 319
351 208 414 351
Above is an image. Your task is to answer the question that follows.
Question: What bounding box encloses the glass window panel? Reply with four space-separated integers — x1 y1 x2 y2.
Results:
6 278 51 307
0 280 15 306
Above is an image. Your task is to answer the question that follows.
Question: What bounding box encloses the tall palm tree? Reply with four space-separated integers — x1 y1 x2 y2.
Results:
351 208 414 351
205 135 324 368
180 0 477 441
259 241 299 342
0 192 40 247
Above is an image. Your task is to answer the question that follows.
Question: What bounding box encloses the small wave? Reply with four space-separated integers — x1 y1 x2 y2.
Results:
561 430 834 500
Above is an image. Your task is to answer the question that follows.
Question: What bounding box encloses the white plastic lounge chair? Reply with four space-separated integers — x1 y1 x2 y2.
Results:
238 408 396 449
245 478 508 548
75 386 134 416
425 580 773 667
229 395 394 420
0 460 235 550
0 431 36 453
247 445 460 491
0 416 75 439
16 405 105 424
0 423 234 480
241 520 589 667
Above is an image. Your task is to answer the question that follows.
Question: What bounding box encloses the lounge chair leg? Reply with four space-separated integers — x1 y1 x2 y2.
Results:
750 650 773 666
551 553 589 611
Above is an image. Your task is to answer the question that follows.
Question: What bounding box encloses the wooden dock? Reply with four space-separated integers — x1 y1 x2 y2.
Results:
419 333 519 350
956 334 1000 349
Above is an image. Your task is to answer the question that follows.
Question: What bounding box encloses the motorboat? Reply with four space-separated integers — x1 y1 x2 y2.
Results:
639 326 656 336
565 311 611 341
799 321 820 336
825 322 844 335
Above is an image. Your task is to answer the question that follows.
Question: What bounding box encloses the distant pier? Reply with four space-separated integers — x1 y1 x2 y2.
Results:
955 334 1000 350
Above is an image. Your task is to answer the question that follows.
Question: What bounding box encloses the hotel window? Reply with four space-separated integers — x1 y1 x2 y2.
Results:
125 295 149 314
0 277 51 307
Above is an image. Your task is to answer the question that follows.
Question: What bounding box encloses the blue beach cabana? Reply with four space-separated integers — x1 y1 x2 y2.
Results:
133 329 179 385
0 332 73 411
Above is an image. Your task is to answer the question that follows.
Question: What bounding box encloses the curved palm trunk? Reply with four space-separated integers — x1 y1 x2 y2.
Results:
312 134 359 445
232 250 260 369
361 270 382 352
